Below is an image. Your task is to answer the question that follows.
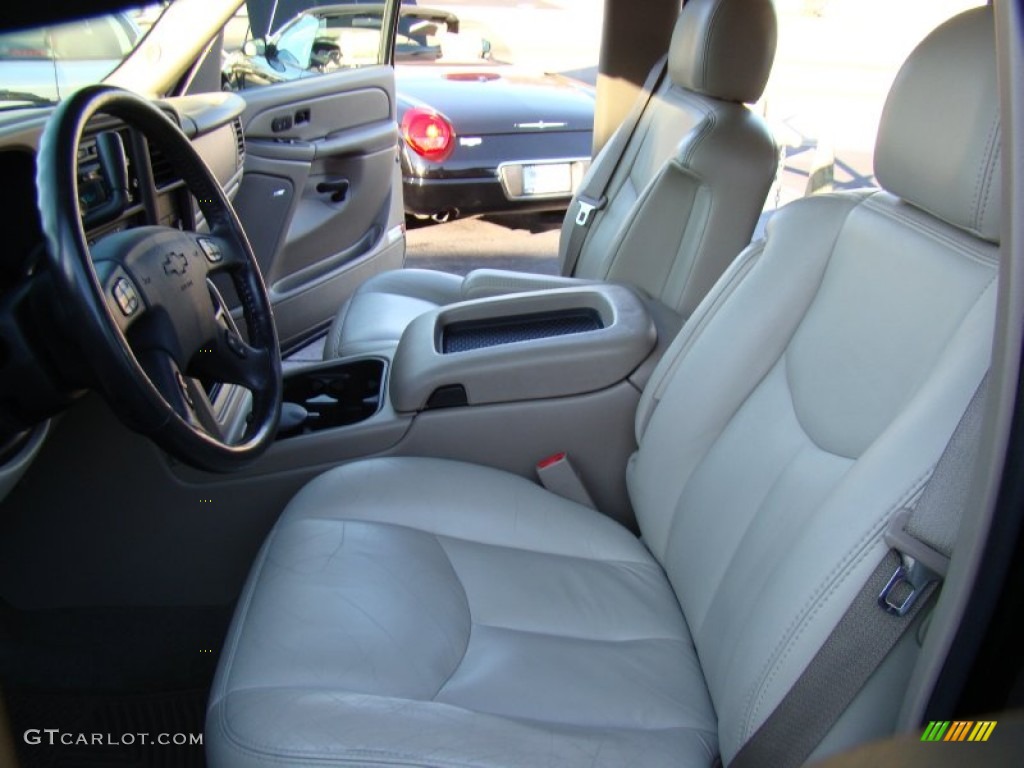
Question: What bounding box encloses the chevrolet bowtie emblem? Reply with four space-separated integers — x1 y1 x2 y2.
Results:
514 120 568 130
163 251 188 276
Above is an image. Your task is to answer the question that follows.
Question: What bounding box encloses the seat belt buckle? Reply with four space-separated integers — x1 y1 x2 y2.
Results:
536 452 596 508
878 557 937 617
574 196 605 227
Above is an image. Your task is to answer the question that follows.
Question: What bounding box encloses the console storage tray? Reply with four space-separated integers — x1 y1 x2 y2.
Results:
441 308 604 353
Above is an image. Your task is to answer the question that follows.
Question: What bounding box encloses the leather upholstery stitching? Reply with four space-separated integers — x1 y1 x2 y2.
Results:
781 353 854 459
738 470 931 745
657 345 793 570
465 620 689 647
976 125 1001 236
293 516 653 566
677 102 716 168
430 536 473 701
667 103 717 305
861 196 999 267
326 296 354 357
699 0 729 94
621 87 667 193
971 113 1000 234
638 241 764 437
772 195 865 458
429 529 654 567
969 117 994 233
220 684 719 765
216 700 522 768
661 165 706 309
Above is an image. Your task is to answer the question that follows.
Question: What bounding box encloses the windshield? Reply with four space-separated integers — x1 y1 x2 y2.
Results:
0 4 166 109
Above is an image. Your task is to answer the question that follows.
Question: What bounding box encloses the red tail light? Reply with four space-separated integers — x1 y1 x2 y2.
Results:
401 108 454 163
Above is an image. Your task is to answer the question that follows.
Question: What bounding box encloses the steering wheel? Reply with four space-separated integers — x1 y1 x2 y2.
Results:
35 85 282 472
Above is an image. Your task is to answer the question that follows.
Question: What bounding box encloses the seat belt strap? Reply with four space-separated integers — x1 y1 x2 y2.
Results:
729 551 936 768
561 54 668 277
729 374 989 768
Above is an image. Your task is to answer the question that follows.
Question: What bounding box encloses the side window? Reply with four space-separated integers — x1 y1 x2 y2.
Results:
759 0 987 216
50 17 136 60
275 14 320 70
223 2 393 92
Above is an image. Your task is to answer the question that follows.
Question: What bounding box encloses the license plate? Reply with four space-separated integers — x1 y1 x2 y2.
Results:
522 163 573 196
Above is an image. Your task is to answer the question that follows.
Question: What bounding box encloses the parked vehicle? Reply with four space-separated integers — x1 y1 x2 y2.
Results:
222 4 594 221
0 13 142 105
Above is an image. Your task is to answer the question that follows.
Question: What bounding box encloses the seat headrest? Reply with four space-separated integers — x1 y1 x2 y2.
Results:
668 0 777 104
875 6 1001 243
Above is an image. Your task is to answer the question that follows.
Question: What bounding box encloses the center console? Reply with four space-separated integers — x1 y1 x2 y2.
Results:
263 283 658 524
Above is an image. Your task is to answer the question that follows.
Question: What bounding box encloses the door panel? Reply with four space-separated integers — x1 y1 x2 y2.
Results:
232 65 405 350
243 87 391 137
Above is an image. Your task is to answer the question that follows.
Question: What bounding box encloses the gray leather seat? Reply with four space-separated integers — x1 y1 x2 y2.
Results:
322 0 779 359
208 7 1000 766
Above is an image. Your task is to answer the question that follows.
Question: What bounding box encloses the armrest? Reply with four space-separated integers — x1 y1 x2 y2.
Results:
390 284 656 412
461 269 598 300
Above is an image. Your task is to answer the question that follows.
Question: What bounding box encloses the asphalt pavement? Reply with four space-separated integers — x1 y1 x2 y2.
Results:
404 213 563 276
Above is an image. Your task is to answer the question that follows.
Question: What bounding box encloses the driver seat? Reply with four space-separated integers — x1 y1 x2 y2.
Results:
207 7 1000 766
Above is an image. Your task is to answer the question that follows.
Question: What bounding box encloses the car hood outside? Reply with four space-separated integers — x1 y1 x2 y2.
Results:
396 65 594 135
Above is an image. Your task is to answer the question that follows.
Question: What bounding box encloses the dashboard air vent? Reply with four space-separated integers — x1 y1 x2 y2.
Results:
147 141 177 188
232 118 245 163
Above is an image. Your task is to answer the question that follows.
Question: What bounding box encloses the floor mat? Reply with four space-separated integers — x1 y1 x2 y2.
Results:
5 688 207 767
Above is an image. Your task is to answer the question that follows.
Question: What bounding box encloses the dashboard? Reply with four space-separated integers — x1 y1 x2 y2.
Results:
0 95 246 288
0 91 247 497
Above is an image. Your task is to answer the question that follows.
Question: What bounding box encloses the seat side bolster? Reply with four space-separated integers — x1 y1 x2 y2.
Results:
626 193 868 561
635 190 875 432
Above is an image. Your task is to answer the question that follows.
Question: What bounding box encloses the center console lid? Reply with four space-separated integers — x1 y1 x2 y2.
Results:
390 284 656 412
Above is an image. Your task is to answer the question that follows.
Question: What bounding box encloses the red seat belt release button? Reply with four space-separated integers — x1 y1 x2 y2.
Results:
536 452 596 509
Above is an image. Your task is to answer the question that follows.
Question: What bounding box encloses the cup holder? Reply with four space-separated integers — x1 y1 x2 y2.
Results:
278 358 385 438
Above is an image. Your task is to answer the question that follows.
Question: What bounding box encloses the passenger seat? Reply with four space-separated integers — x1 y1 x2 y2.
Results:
208 8 1002 766
322 0 779 359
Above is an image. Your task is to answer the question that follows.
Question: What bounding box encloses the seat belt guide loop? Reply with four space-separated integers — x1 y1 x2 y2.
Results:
878 555 937 617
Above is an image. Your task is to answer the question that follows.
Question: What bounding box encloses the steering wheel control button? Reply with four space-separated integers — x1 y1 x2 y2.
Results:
113 277 140 316
224 330 248 359
198 237 223 263
163 251 189 276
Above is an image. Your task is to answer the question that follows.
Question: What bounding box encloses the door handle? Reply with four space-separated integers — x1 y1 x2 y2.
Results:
316 178 350 203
